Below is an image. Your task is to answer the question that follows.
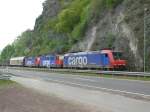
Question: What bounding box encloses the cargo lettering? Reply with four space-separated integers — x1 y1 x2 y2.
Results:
68 56 87 66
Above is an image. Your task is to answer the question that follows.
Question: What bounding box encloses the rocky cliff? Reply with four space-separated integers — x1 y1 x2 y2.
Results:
71 0 150 71
1 0 150 71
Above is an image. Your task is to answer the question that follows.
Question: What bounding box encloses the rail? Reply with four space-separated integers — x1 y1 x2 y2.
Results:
48 69 150 77
2 67 150 77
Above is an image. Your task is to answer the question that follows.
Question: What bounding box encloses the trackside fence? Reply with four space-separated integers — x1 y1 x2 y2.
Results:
97 71 150 77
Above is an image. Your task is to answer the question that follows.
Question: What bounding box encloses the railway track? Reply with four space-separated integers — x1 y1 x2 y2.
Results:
2 66 150 77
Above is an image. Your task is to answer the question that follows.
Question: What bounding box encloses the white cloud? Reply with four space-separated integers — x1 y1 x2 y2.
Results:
0 0 45 51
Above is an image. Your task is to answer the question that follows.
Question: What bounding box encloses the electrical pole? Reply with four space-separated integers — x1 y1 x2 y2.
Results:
144 7 147 73
144 6 149 72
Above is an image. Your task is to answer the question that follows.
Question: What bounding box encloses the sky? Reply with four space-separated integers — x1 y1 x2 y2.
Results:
0 0 46 51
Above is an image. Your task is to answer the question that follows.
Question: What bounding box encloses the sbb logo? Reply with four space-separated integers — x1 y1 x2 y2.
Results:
27 61 32 65
43 60 50 67
68 56 88 66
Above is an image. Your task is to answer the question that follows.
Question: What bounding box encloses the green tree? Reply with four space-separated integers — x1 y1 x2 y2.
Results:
0 45 15 62
55 8 80 33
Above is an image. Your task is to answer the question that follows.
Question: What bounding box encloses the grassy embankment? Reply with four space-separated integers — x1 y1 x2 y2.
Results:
0 80 16 87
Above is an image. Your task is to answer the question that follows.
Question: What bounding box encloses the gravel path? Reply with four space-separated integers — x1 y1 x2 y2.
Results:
0 84 96 112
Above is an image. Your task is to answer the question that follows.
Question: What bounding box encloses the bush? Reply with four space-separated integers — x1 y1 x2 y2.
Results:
71 4 90 41
55 8 80 33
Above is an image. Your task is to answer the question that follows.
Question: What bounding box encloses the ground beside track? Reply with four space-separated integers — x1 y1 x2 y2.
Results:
1 68 150 112
12 76 150 112
0 80 94 112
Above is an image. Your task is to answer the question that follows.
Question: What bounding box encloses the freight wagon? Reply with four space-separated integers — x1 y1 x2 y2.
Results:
10 57 25 66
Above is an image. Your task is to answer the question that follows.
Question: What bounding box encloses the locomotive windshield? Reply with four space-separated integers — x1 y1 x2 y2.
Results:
113 52 123 60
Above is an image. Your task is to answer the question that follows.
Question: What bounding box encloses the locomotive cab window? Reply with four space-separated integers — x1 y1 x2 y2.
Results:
113 52 123 60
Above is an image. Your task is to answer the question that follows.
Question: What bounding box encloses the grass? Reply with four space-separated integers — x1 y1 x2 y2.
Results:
0 80 16 87
9 67 150 81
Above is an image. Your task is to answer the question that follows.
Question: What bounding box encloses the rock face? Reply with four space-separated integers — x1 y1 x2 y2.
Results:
34 0 61 32
32 0 149 71
1 0 149 71
71 0 150 71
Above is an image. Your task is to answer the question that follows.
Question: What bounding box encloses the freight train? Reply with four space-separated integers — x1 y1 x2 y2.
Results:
9 49 127 70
